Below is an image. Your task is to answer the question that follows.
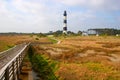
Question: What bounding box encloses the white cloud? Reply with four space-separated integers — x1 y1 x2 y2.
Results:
11 0 44 14
54 0 120 11
0 0 120 33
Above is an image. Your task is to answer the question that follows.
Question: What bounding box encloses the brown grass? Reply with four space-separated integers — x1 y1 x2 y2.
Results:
56 62 120 80
1 35 119 79
33 36 120 80
0 35 31 51
0 35 51 52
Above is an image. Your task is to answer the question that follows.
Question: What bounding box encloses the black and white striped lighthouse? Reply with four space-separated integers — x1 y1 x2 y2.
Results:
63 10 67 34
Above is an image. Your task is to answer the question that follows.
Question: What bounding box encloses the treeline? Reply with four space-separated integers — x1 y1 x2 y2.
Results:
0 28 119 36
0 32 24 35
0 32 34 36
46 30 80 37
0 32 47 37
50 28 120 36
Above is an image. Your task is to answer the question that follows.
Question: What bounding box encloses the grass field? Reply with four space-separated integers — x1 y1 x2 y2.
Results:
0 35 120 80
0 35 51 52
33 36 120 80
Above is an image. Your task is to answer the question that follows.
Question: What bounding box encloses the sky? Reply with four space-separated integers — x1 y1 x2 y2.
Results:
0 0 120 33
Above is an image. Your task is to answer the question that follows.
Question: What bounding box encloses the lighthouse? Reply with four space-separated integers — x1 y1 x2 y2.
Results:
63 10 67 34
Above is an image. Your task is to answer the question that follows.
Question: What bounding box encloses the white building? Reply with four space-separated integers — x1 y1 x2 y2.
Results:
87 29 97 35
82 31 88 36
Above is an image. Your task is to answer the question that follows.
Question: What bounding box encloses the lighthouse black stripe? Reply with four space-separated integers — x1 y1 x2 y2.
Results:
64 20 67 23
64 14 66 16
63 27 67 31
64 11 67 16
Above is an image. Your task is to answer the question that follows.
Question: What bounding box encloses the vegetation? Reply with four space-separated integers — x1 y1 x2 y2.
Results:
28 46 58 80
47 30 79 37
53 30 63 37
0 35 30 51
35 37 39 40
0 34 120 80
46 28 120 37
48 38 58 44
56 63 119 80
37 33 47 37
33 36 120 80
0 41 14 52
0 34 48 52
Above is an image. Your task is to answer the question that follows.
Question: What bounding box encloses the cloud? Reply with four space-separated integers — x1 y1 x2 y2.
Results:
54 0 120 11
0 0 120 33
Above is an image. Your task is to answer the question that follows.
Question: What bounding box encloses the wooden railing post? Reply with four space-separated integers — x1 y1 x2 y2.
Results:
12 61 15 80
5 67 9 80
19 55 21 74
16 57 20 80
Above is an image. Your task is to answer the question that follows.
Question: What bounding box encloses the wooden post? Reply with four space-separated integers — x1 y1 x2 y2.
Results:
16 57 20 80
12 61 15 80
5 67 9 80
19 54 22 73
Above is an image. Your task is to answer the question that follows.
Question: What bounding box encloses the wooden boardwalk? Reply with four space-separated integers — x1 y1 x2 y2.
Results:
0 43 30 80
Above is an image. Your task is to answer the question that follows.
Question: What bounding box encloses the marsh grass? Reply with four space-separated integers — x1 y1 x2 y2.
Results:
35 36 120 80
1 35 119 79
48 38 58 44
56 62 120 80
0 35 32 51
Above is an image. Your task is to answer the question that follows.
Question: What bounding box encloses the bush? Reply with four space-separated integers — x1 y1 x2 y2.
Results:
28 46 58 80
35 37 39 40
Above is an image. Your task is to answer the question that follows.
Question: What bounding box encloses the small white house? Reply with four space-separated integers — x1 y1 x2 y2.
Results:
82 32 88 36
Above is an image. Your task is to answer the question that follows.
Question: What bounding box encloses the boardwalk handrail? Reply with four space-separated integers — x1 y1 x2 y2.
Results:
0 43 30 80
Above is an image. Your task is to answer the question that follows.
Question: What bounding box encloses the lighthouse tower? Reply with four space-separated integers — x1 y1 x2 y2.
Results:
63 10 67 34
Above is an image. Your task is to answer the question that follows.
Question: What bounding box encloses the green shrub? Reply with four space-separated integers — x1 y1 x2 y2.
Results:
35 37 39 40
28 46 58 80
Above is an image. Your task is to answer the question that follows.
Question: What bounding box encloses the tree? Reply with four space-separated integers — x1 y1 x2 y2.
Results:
77 31 82 35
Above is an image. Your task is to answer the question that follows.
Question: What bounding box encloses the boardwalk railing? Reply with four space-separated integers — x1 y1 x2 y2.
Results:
0 43 30 80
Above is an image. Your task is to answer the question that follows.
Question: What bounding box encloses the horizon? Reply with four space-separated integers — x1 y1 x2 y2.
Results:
0 28 119 34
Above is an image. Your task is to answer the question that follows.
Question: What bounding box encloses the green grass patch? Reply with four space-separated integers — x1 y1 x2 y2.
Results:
0 41 14 52
48 38 58 44
84 62 114 73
